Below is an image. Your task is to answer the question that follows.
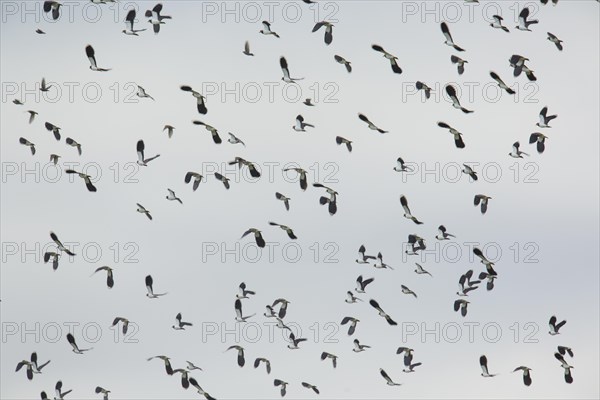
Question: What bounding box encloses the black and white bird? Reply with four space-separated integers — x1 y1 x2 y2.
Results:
85 45 110 71
490 71 516 94
136 203 152 220
549 315 567 335
54 381 72 399
67 333 92 354
193 121 222 144
39 77 52 92
509 55 536 81
92 266 114 288
243 41 254 56
136 140 160 166
65 137 82 155
478 271 497 291
371 44 402 74
516 7 538 31
65 169 97 192
313 21 334 44
462 164 478 181
122 9 146 35
356 275 374 293
537 106 557 128
373 252 394 270
15 359 35 381
283 167 308 190
529 132 548 153
415 81 432 99
321 352 338 368
474 194 492 214
111 317 130 335
172 313 193 330
292 115 315 131
453 299 470 317
166 188 183 204
29 352 50 375
280 57 303 83
547 32 563 51
554 352 574 383
341 316 360 335
401 285 417 298
457 273 479 296
480 355 497 377
136 85 154 100
147 355 173 375
273 379 288 397
226 345 246 367
13 99 25 105
355 245 376 264
445 84 473 113
509 141 528 158
44 122 61 140
473 248 497 275
235 298 255 322
50 232 75 256
314 183 338 215
94 386 110 400
237 282 256 299
186 361 203 371
145 3 171 22
173 369 191 389
260 21 280 38
287 332 307 349
450 55 468 75
44 251 60 271
228 132 245 146
334 54 352 73
145 275 167 298
557 346 574 358
254 358 271 374
369 299 397 325
189 378 216 400
436 225 456 240
145 4 169 34
302 382 320 395
513 366 532 386
414 263 432 277
273 298 291 318
36 28 46 34
19 138 36 155
43 1 61 20
241 228 265 248
303 98 315 106
358 113 388 133
440 22 465 51
26 110 38 124
49 154 61 165
490 15 509 32
268 222 297 239
396 347 414 365
214 172 230 189
275 192 291 211
335 136 353 152
180 85 207 114
353 339 371 352
393 157 412 172
400 195 423 224
380 368 401 386
345 291 362 303
163 125 175 138
406 234 426 255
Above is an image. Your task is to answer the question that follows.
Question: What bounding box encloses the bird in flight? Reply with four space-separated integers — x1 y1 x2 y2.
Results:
85 45 110 71
371 44 403 74
440 22 465 51
313 21 334 44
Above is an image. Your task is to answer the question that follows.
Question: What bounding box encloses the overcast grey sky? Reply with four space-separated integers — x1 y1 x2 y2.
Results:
1 1 599 399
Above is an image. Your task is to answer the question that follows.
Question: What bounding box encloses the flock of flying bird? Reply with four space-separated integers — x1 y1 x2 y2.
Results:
8 0 593 398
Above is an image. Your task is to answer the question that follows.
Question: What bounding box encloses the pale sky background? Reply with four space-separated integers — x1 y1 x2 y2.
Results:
1 1 599 399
